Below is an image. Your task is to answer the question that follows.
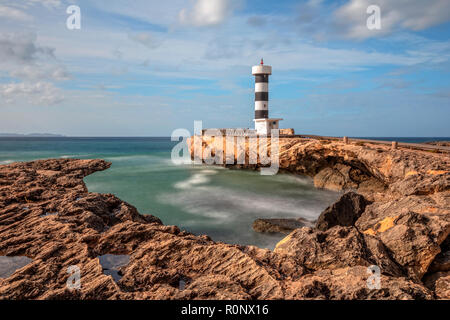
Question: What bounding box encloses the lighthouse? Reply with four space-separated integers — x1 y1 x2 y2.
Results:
252 59 282 135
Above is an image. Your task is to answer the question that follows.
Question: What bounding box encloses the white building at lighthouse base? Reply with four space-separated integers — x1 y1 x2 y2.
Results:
254 118 283 135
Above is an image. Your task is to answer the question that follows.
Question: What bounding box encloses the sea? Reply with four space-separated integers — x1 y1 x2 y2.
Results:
0 136 448 249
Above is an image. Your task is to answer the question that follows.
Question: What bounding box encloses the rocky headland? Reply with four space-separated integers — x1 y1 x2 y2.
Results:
0 136 448 299
188 136 450 299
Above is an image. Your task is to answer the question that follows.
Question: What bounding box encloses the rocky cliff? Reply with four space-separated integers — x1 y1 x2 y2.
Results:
0 135 448 299
187 136 450 299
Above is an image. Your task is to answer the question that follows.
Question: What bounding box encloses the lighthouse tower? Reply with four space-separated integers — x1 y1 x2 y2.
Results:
252 59 282 135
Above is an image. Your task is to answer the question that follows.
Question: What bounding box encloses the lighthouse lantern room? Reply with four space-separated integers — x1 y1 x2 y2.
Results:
252 59 282 135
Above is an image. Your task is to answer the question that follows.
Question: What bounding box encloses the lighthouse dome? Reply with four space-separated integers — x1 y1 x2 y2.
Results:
252 65 272 75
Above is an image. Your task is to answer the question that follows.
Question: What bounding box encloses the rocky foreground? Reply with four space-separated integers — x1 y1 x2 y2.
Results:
188 136 450 299
0 137 448 299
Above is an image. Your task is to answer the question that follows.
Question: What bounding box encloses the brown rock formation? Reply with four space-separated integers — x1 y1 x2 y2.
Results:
1 133 449 299
423 271 450 299
188 136 450 299
0 158 435 300
252 218 312 234
425 141 450 147
274 226 404 277
279 128 295 136
316 192 370 231
429 236 450 272
285 266 433 300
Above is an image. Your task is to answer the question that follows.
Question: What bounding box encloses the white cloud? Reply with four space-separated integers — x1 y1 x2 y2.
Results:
179 0 234 26
25 0 61 8
0 5 33 21
0 31 68 106
0 81 64 105
10 65 71 81
334 0 450 40
0 32 54 64
50 66 71 80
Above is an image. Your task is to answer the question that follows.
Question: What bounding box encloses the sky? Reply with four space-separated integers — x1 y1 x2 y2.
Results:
0 0 449 137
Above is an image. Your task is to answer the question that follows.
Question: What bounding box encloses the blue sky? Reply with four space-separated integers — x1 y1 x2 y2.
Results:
0 0 449 136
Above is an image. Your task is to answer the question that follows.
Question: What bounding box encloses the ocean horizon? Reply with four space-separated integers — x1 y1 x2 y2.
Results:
1 136 449 143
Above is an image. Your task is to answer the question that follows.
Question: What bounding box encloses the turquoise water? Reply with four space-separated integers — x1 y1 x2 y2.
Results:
0 137 340 249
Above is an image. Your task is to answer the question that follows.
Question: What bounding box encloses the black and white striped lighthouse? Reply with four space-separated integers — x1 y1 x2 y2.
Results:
252 58 271 120
252 59 282 135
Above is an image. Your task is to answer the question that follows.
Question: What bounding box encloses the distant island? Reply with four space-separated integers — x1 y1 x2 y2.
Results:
0 133 64 137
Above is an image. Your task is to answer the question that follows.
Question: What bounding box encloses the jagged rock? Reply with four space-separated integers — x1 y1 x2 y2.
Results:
425 141 450 147
423 271 450 299
313 164 358 191
0 159 303 299
188 136 447 199
362 211 444 280
252 218 312 234
285 266 433 300
316 192 370 231
356 195 450 279
429 251 450 273
274 226 403 277
189 136 450 298
429 236 450 272
2 132 450 300
279 128 295 135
